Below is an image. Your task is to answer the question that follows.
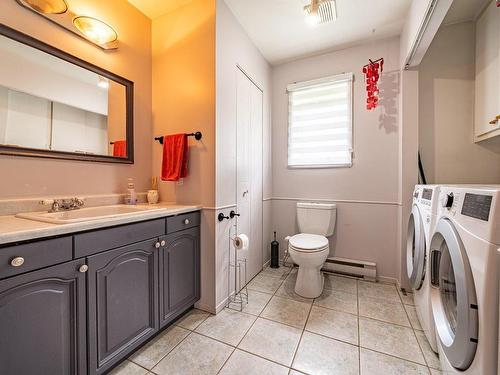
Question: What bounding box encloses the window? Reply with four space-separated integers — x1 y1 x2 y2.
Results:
287 72 353 168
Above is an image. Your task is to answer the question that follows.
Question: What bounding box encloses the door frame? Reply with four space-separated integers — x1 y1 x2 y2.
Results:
235 65 264 280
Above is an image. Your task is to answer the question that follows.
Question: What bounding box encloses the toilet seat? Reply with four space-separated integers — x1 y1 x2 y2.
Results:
289 233 329 252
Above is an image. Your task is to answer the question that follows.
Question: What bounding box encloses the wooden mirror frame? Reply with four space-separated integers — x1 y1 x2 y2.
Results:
0 24 134 164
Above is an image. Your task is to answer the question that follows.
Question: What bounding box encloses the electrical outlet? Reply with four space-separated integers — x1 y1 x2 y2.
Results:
176 178 184 186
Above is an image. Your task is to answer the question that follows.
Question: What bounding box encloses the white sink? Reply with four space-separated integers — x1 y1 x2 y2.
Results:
16 205 157 224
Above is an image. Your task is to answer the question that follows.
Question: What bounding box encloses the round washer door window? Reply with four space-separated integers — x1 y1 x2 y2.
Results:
430 218 478 370
406 205 426 290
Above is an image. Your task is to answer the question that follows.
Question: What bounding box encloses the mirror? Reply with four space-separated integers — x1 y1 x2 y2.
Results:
0 24 133 163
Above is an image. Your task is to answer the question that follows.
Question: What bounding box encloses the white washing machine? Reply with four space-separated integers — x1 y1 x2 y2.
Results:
406 184 440 353
430 186 500 374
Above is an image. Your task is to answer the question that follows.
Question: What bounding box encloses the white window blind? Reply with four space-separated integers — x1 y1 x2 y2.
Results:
287 72 353 168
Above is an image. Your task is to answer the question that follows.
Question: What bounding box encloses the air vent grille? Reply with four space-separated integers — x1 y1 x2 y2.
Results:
304 0 337 25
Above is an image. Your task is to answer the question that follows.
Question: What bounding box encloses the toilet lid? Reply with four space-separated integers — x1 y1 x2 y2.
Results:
289 233 329 251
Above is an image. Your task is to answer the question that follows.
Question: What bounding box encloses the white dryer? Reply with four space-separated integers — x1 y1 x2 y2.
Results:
430 186 500 374
406 184 440 352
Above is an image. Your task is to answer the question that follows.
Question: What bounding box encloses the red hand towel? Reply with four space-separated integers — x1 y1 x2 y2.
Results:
113 140 127 157
161 134 188 181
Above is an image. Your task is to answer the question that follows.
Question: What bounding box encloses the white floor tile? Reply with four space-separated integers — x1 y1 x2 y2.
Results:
195 308 256 346
358 295 411 327
360 348 430 375
219 349 289 375
292 331 359 375
128 326 189 369
174 309 209 330
152 333 233 375
314 288 358 315
359 317 425 365
238 318 302 367
305 305 358 345
261 296 311 328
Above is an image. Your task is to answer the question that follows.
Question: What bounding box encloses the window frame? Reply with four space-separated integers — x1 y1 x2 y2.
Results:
287 72 354 169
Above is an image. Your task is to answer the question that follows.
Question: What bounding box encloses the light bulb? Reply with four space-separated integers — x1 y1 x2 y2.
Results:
73 16 117 45
22 0 68 14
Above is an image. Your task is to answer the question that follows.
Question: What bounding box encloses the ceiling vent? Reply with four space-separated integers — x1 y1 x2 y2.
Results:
304 0 337 26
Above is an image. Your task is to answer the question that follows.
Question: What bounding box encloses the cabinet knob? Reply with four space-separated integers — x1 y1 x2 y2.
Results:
10 257 24 267
79 264 88 273
160 240 166 246
184 218 190 225
155 241 161 249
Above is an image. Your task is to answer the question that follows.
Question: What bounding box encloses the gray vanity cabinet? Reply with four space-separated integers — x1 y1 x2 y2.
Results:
159 227 200 327
87 238 160 375
0 210 201 375
0 259 87 375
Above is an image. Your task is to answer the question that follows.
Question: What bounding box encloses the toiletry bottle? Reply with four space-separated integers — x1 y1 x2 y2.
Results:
126 178 137 205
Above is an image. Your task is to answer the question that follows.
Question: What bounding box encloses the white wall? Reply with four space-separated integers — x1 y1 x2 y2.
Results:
215 0 272 311
419 21 500 184
271 37 402 280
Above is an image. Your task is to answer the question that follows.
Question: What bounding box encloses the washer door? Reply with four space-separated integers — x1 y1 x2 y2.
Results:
407 205 426 290
430 218 478 370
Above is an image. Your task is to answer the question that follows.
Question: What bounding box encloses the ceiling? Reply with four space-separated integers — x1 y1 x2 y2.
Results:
224 0 412 65
127 0 193 19
443 0 490 25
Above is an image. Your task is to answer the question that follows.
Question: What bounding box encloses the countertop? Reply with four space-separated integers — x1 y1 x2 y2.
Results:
0 203 202 246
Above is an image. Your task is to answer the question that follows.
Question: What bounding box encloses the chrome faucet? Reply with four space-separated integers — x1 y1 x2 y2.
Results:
40 197 85 212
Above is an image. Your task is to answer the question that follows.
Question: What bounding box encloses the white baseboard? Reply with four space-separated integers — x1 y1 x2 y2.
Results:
194 301 216 315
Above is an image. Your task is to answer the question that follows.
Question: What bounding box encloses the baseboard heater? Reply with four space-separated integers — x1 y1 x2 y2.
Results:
322 257 377 281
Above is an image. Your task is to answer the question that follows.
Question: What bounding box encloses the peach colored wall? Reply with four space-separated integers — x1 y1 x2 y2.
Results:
152 0 216 208
0 0 152 198
151 0 216 312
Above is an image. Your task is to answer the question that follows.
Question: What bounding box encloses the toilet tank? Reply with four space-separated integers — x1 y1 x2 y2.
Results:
296 202 337 236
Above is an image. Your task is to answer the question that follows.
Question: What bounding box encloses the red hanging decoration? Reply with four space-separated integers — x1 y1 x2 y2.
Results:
362 58 384 110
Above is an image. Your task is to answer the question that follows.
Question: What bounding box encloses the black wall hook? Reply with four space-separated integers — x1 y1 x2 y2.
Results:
229 210 240 219
218 213 230 222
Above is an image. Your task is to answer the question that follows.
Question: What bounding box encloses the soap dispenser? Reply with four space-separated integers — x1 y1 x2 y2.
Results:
126 178 137 205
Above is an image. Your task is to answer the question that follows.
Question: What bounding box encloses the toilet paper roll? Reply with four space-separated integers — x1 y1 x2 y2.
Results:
233 234 249 251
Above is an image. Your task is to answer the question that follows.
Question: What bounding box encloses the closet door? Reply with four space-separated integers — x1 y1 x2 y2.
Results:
236 68 263 281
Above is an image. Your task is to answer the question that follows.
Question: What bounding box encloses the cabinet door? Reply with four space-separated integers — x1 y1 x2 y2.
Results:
159 227 200 327
88 238 159 374
475 0 500 138
0 260 87 375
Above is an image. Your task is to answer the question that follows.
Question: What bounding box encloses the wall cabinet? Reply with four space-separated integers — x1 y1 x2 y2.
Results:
0 211 200 375
475 0 500 141
0 260 87 375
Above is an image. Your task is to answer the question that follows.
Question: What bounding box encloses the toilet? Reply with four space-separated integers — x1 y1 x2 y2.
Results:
288 202 337 298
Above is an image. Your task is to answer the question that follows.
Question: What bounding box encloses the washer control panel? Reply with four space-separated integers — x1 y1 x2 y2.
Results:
461 193 493 221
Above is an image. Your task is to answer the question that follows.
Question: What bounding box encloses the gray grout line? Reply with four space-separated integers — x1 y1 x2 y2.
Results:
135 268 437 375
216 266 290 374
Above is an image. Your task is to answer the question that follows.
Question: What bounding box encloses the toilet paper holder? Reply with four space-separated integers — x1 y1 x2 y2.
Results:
226 224 249 312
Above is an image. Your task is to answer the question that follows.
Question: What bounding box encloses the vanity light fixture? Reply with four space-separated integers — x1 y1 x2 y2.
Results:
20 0 68 14
73 16 118 45
15 0 119 50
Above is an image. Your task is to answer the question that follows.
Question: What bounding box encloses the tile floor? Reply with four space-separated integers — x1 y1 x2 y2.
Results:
110 266 442 375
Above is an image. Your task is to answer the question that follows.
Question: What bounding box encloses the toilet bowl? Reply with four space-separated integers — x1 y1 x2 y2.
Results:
289 202 337 298
289 233 330 298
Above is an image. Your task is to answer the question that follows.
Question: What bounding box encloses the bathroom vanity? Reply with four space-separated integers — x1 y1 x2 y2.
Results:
0 207 201 375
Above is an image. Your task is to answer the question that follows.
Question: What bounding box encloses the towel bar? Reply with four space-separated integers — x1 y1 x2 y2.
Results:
154 132 202 145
